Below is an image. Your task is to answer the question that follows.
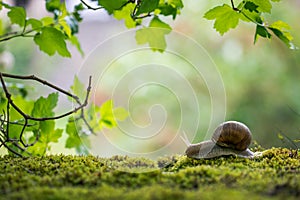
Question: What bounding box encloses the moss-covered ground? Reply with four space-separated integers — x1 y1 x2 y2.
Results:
1 148 300 200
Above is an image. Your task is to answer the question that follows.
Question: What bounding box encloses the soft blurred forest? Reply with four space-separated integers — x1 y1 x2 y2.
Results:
1 0 299 157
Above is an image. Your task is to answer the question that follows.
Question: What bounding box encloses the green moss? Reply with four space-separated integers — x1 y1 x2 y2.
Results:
1 148 300 200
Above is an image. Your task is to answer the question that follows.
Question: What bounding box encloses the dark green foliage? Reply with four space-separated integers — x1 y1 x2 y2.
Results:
0 0 295 57
135 0 159 15
204 0 296 49
98 0 127 14
1 148 300 199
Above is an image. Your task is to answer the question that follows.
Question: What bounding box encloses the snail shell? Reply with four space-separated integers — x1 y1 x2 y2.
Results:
183 121 255 159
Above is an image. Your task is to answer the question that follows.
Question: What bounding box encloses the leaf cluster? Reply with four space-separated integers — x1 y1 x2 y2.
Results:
0 75 128 156
100 0 183 52
0 0 83 57
204 0 296 49
0 0 296 56
65 77 128 155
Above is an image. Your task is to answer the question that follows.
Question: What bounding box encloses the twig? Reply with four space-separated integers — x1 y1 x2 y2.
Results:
132 13 152 20
230 0 239 11
0 72 93 155
0 29 36 43
0 137 23 157
229 0 264 27
80 0 103 11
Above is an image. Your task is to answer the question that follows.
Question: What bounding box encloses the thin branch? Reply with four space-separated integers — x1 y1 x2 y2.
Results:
0 137 23 157
0 31 19 39
230 0 239 11
0 119 36 127
0 29 36 43
0 73 92 122
0 72 93 154
1 73 81 104
80 0 103 11
132 13 152 20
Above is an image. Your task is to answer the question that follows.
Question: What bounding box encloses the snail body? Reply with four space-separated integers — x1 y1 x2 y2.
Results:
183 121 257 159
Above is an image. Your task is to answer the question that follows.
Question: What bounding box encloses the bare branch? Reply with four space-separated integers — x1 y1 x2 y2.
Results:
0 72 93 156
80 0 103 11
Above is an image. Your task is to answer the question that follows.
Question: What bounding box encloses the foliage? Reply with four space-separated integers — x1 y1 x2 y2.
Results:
0 148 300 199
204 0 295 49
0 0 295 56
0 0 297 156
0 75 127 156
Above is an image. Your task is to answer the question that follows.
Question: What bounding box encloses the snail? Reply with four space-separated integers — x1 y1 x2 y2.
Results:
182 121 262 159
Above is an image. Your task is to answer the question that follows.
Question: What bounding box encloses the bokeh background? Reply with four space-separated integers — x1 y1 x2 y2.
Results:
1 0 300 157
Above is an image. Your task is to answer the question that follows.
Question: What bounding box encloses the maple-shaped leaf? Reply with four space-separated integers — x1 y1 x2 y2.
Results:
34 27 71 57
204 4 240 35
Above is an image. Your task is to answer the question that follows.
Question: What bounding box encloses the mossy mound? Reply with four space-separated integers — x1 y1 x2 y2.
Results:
1 148 300 200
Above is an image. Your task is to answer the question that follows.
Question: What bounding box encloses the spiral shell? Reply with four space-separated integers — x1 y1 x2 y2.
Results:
212 121 252 151
184 121 255 159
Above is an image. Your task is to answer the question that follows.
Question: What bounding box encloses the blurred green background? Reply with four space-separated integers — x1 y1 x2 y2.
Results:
1 0 299 156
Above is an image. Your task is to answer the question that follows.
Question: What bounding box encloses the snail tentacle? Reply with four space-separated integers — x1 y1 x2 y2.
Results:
180 131 191 146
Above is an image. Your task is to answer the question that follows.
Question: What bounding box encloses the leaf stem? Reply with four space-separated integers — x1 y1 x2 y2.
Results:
230 0 239 11
80 0 103 11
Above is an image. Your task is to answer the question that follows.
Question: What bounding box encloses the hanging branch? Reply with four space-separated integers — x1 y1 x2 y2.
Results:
0 72 93 156
80 0 104 10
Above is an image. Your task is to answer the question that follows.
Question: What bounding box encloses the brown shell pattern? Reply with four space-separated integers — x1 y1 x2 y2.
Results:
211 121 252 151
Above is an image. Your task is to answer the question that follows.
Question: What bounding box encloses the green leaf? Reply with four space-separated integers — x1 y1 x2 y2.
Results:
73 3 84 22
65 16 79 35
168 0 183 8
70 75 86 101
99 100 128 129
135 16 171 52
83 104 101 132
27 140 48 155
4 95 34 138
113 107 129 121
254 25 271 43
46 0 61 12
158 0 183 20
269 20 292 40
58 19 72 38
38 121 63 143
49 127 63 143
204 4 240 35
268 27 296 49
69 35 84 56
247 0 272 13
34 27 71 57
65 118 89 154
65 120 82 148
98 0 127 14
7 6 26 27
136 0 159 15
27 117 63 155
99 100 117 128
41 17 55 26
0 20 3 35
114 3 136 28
244 1 259 13
26 18 43 30
31 93 58 118
56 3 76 38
